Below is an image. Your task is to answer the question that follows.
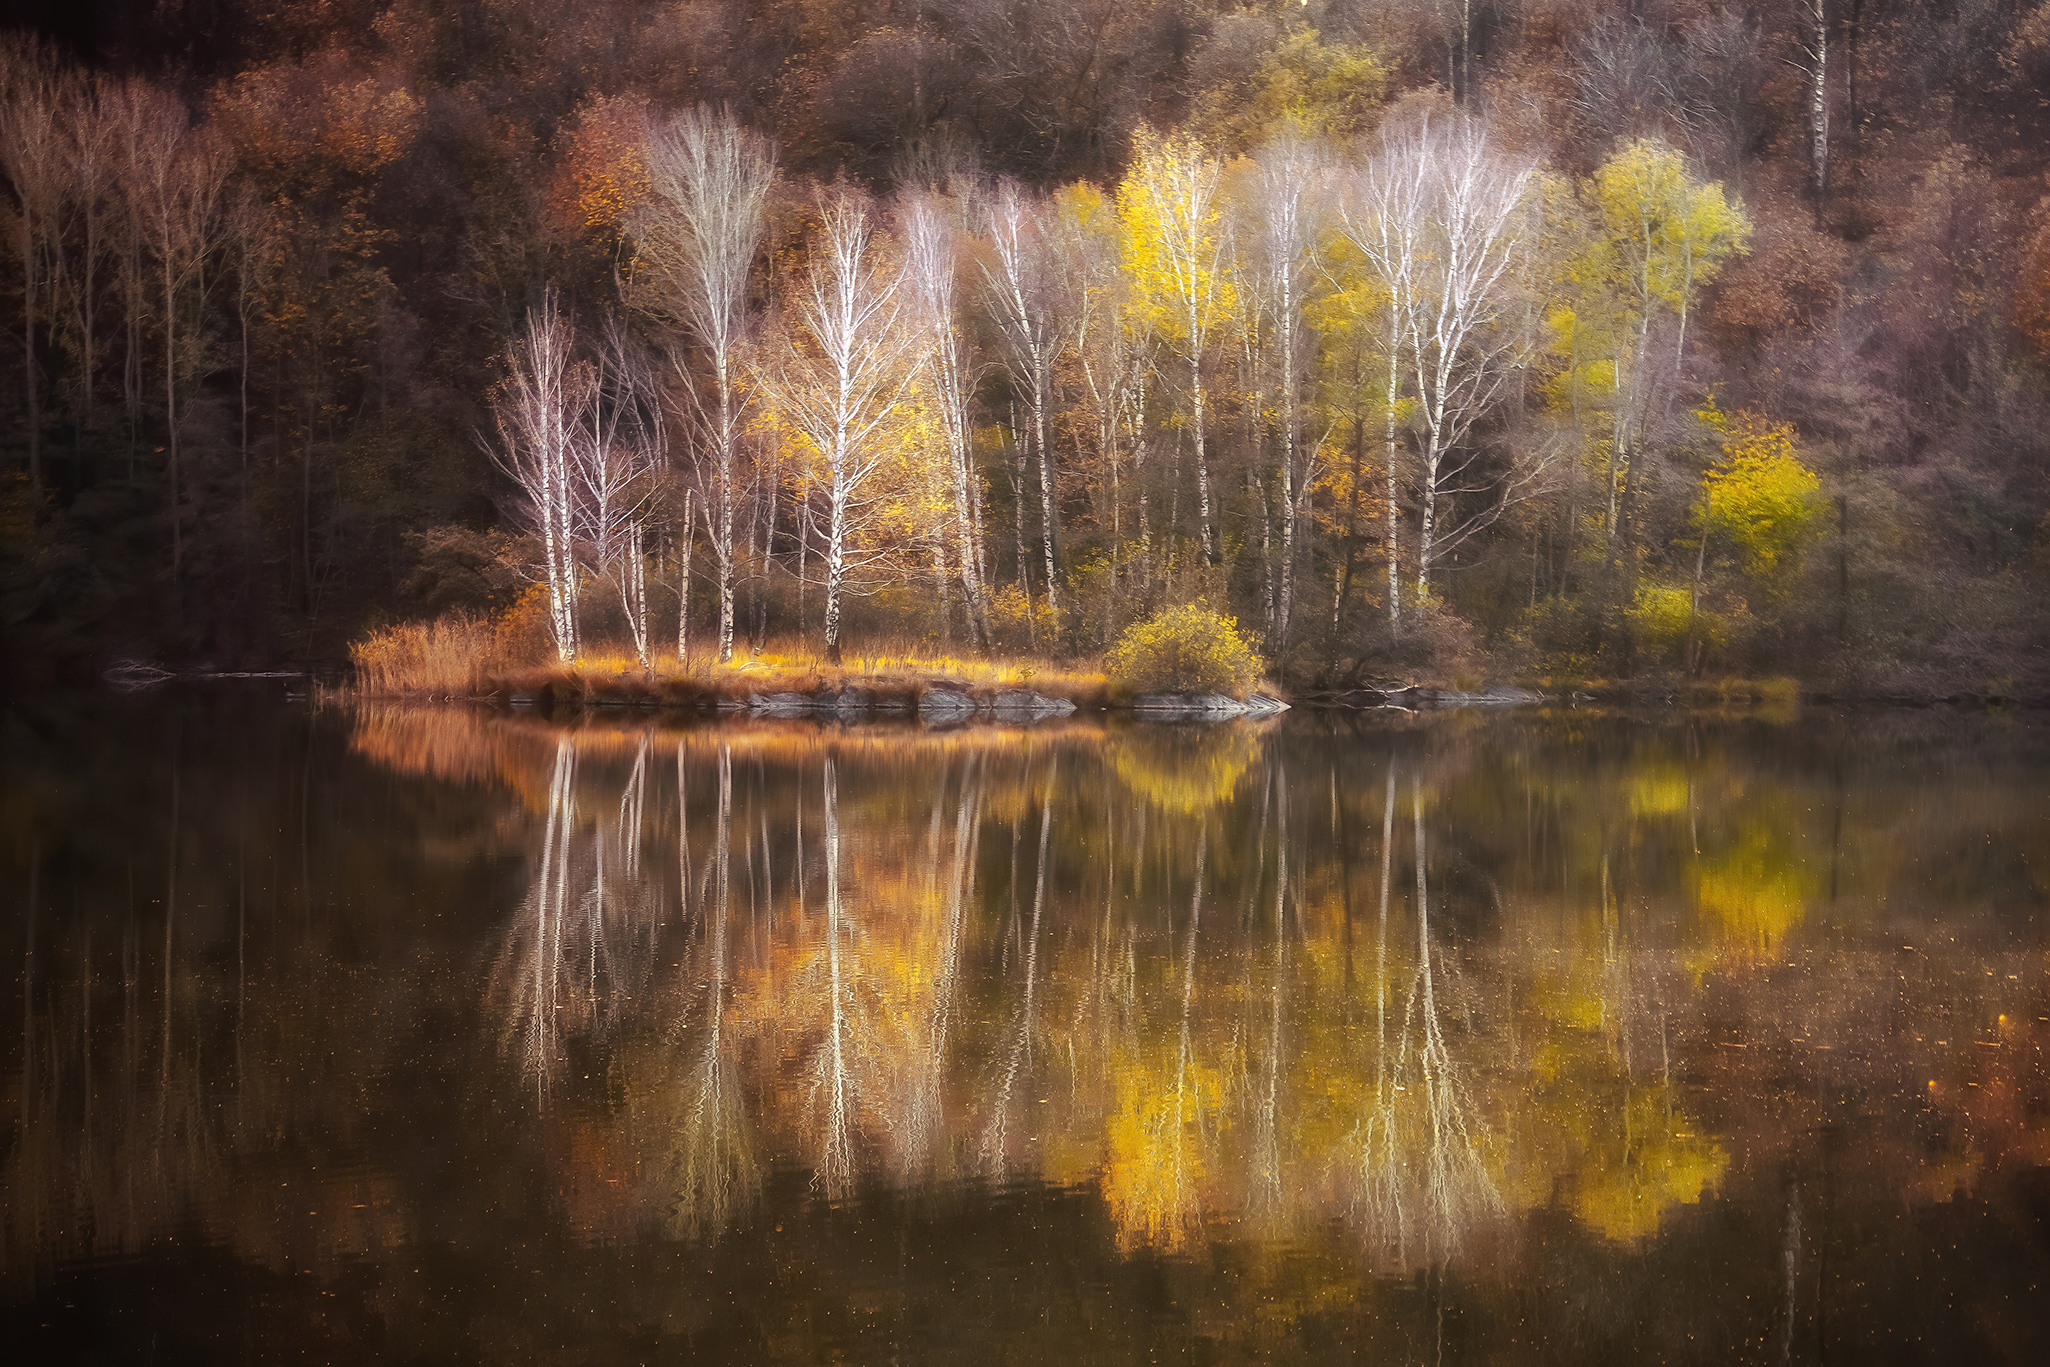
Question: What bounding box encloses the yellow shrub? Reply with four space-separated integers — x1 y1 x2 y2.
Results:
1105 605 1261 697
988 583 1058 652
1628 582 1723 665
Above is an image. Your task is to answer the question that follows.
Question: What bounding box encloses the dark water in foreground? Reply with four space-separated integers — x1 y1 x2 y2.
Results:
4 691 2048 1363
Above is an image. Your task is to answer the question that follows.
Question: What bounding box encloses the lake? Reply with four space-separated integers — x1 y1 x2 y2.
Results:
4 691 2048 1362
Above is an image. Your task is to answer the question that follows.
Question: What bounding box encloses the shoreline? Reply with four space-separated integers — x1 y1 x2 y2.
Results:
86 654 2050 717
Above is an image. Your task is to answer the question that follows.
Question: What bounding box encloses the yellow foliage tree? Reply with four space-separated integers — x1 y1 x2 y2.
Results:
1697 408 1826 585
1573 140 1751 543
1117 128 1239 566
1190 25 1389 150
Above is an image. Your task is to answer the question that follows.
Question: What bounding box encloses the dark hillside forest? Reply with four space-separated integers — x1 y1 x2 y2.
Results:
4 0 2049 691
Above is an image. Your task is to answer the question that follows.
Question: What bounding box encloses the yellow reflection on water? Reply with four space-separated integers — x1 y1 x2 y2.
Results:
19 703 2046 1298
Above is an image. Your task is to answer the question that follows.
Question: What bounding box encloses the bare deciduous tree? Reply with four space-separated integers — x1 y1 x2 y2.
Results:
579 314 665 667
632 107 776 664
765 188 920 664
51 72 116 436
1250 135 1334 653
1341 127 1429 630
904 193 993 650
981 181 1066 635
0 37 72 497
492 288 592 663
120 86 232 583
1402 117 1544 594
1347 113 1541 606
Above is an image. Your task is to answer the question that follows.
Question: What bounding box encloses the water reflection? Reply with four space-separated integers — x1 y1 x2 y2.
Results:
6 698 2050 1359
1350 772 1505 1269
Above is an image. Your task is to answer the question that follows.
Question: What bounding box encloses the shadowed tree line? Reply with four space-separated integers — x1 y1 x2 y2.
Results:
5 1 2049 691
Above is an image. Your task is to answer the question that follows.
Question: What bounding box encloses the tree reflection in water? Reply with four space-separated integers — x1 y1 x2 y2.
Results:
981 771 1051 1176
441 716 1751 1266
807 753 862 1197
885 757 980 1182
1102 833 1215 1252
1349 766 1505 1269
12 701 2050 1358
487 731 667 1093
661 742 757 1240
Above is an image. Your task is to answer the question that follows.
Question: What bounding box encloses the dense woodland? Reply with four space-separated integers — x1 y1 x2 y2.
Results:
4 0 2049 690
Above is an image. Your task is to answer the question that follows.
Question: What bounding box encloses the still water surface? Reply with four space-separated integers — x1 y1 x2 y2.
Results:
4 692 2049 1362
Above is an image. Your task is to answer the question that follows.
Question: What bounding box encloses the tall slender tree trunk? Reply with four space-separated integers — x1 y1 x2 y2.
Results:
238 262 251 506
1130 372 1152 597
1685 524 1710 676
18 201 41 498
1384 326 1402 631
1033 371 1060 640
1192 358 1216 565
1275 292 1301 651
950 444 990 650
621 520 649 667
1806 0 1830 219
162 246 180 581
824 470 849 664
677 488 695 661
1009 414 1034 646
715 351 738 663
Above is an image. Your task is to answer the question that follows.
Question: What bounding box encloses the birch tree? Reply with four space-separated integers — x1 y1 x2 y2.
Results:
1339 124 1431 629
766 188 920 664
981 181 1066 633
1118 128 1237 568
904 193 993 650
1795 0 1830 213
492 288 592 663
632 107 776 664
1250 135 1333 652
1581 139 1750 549
52 72 116 437
123 97 231 583
1055 182 1157 606
1344 112 1546 607
1395 114 1540 598
579 314 664 667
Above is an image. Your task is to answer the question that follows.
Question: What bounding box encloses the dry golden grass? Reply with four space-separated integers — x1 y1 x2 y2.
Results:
349 615 500 698
348 620 1117 709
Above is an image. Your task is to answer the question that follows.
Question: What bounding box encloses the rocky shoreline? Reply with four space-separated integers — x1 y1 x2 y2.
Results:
740 686 1293 721
494 682 1298 722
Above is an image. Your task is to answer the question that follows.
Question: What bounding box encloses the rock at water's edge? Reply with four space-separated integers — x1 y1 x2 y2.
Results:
918 689 977 720
748 691 814 717
1130 692 1290 719
986 689 1077 718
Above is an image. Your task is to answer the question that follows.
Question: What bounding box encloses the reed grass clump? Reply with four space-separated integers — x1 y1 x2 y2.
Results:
350 615 500 697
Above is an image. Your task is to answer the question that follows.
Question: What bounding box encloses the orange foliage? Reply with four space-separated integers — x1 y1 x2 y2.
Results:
549 93 652 244
209 50 419 192
1709 196 1845 339
2016 199 2050 358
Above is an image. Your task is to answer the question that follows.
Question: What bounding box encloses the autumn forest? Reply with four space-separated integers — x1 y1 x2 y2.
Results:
5 0 2050 691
